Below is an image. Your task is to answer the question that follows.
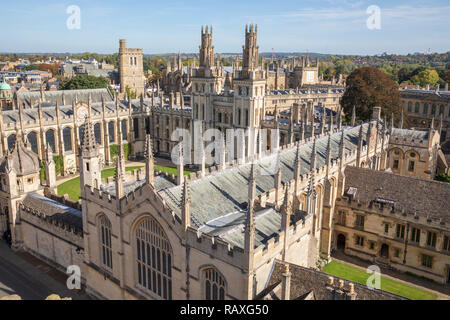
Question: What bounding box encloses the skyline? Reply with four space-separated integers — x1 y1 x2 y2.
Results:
1 0 450 55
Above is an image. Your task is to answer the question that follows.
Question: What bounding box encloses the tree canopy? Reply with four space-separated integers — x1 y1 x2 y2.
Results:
341 67 401 122
59 75 109 90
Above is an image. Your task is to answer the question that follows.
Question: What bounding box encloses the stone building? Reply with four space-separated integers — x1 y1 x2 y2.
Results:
334 166 450 284
386 126 448 179
400 86 450 138
0 76 13 109
119 39 146 97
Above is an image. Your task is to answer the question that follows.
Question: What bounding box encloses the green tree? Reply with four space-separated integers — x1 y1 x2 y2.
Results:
410 69 440 88
341 67 401 122
59 75 109 90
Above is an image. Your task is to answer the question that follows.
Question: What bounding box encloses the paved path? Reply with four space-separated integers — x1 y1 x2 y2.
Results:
331 251 450 300
0 241 90 300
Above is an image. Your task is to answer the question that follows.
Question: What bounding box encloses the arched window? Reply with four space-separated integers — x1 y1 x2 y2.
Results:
135 217 172 300
45 130 56 152
203 268 226 300
108 122 115 143
99 215 113 270
414 102 420 113
121 120 127 141
94 123 102 145
63 127 73 152
27 132 38 154
78 125 85 146
7 134 16 151
407 102 412 112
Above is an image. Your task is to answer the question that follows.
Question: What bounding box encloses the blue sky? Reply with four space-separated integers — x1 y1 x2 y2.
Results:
1 0 449 55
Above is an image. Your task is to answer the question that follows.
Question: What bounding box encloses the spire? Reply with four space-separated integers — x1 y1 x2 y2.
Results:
339 129 345 170
310 140 317 172
326 134 332 167
145 134 154 186
177 143 184 185
245 162 257 266
275 151 283 208
430 116 435 130
182 180 191 230
329 111 334 133
281 182 292 216
438 114 443 136
115 156 124 199
351 106 356 126
81 112 97 155
390 112 395 131
320 107 326 135
220 132 226 170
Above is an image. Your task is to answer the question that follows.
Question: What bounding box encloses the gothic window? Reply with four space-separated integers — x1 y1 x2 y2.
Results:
26 132 38 154
108 122 115 143
407 102 412 112
94 123 102 145
45 130 56 153
203 268 226 300
99 215 113 270
135 217 172 300
78 125 85 146
121 120 127 141
408 160 415 172
63 127 73 152
133 118 139 139
7 134 16 151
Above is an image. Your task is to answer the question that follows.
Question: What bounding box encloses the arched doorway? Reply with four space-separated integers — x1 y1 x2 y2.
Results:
337 234 346 250
380 244 389 258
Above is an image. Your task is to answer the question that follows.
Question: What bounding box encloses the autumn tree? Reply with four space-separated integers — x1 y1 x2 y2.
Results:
341 67 401 122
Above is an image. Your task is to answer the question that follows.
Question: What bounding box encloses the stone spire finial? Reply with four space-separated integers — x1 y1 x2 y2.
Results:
351 106 356 126
310 140 317 171
329 111 334 133
81 112 97 155
400 109 404 129
339 129 345 161
438 114 443 136
145 134 154 186
177 143 184 185
390 112 395 131
114 156 124 199
281 182 292 216
326 134 332 166
245 162 257 265
320 107 326 135
182 180 191 230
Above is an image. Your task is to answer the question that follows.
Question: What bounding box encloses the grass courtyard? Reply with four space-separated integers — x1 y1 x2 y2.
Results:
322 260 437 300
57 165 191 201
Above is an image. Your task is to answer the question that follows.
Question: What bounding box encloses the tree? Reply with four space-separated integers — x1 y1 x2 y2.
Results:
410 69 440 88
341 67 401 122
59 75 109 90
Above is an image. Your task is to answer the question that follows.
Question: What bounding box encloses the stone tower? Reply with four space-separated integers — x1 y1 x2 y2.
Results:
119 39 145 98
199 25 214 69
79 115 101 191
191 26 224 128
233 25 266 158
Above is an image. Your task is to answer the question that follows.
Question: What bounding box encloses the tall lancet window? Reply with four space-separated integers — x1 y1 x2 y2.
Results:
99 215 113 270
135 217 172 300
203 268 226 300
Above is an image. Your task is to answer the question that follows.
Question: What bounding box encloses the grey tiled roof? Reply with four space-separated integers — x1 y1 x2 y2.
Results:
391 128 429 140
22 193 82 229
158 123 372 245
344 166 450 223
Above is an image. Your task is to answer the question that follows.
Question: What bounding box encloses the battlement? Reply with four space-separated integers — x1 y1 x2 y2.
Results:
19 202 83 237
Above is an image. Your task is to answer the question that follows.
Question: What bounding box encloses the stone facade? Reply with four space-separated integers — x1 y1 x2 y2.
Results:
119 39 145 98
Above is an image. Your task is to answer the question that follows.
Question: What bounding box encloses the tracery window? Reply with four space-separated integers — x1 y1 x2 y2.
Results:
203 268 226 300
99 215 113 270
136 217 172 300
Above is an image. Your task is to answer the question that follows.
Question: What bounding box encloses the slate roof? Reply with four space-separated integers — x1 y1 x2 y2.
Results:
344 166 450 223
22 193 82 230
158 123 372 247
17 88 114 108
263 260 404 300
400 89 450 102
391 128 429 140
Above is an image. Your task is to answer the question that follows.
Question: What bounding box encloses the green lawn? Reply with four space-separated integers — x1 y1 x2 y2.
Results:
57 165 192 201
322 260 437 300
